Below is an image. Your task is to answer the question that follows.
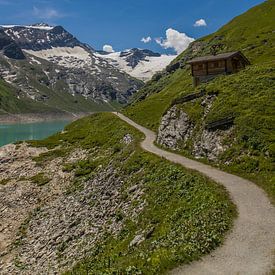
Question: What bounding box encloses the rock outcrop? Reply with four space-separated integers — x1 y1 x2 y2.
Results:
0 29 25 60
157 106 194 149
192 128 232 161
157 95 233 161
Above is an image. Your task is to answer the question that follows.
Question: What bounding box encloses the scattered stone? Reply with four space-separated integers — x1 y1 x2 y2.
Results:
122 134 133 145
129 234 145 247
128 185 139 193
0 143 145 274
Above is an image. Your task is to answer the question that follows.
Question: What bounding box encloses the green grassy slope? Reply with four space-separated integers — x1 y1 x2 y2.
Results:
28 113 235 274
124 0 275 201
0 77 112 115
0 79 55 115
125 0 275 130
184 63 274 201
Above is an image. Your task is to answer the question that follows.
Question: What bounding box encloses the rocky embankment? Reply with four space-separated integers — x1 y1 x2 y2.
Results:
0 138 145 274
157 95 233 161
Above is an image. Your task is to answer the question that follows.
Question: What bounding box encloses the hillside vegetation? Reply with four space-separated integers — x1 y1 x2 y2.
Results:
0 73 113 115
0 78 52 115
0 113 233 274
124 0 275 201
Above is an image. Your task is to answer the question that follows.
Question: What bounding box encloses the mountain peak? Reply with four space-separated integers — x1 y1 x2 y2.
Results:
2 24 84 51
31 23 52 27
120 48 161 58
119 48 161 68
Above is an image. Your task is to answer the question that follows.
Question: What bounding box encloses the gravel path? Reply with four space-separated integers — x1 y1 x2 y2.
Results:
114 112 275 275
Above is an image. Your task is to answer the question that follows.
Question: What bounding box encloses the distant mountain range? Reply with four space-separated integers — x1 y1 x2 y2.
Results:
0 23 176 115
96 48 176 82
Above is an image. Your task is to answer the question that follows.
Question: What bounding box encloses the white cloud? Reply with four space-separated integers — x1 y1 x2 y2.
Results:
32 6 64 20
155 28 194 54
141 36 152 43
194 19 207 27
103 44 115 53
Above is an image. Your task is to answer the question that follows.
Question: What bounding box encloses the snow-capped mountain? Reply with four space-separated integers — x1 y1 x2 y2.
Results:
1 23 90 51
96 48 177 82
0 24 142 108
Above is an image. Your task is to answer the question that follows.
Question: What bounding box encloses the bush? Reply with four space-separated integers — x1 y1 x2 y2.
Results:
30 173 51 186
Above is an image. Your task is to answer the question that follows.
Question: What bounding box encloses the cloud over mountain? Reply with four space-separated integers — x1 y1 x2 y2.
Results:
155 28 194 54
194 19 207 27
141 36 152 43
103 44 115 53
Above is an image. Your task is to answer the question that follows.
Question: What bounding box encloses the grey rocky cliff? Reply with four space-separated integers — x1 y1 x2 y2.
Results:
192 128 232 161
157 106 194 149
157 96 233 161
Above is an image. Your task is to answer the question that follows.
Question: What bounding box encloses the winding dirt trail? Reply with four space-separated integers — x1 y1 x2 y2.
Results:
114 112 275 275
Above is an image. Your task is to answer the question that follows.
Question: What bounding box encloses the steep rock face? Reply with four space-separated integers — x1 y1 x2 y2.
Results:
192 128 232 161
0 29 25 59
157 96 233 161
157 106 194 149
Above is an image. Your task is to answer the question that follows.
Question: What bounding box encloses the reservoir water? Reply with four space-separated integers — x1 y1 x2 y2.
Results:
0 120 71 147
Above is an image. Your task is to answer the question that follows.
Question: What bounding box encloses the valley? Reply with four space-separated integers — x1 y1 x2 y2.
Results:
0 0 274 274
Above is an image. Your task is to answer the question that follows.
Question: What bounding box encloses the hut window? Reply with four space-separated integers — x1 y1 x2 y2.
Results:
209 61 220 68
197 64 204 69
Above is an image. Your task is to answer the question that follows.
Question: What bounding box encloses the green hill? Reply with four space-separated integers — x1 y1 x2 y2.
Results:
0 77 112 117
124 0 275 201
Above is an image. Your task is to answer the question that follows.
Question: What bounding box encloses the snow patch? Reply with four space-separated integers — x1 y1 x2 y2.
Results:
0 25 54 30
96 52 176 82
24 46 92 69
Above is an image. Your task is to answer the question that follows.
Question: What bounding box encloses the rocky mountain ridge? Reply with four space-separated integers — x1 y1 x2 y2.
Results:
1 23 90 51
0 24 143 113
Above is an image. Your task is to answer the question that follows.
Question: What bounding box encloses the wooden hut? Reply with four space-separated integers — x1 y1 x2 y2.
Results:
187 51 250 87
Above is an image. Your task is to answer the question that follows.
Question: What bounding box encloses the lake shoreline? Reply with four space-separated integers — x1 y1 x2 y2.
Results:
0 112 93 124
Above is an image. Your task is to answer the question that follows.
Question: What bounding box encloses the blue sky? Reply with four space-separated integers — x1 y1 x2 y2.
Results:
0 0 265 53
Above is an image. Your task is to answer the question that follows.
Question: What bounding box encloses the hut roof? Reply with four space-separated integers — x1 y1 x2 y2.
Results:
187 51 250 64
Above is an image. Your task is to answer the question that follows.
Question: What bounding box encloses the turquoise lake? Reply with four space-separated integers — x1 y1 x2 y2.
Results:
0 120 71 147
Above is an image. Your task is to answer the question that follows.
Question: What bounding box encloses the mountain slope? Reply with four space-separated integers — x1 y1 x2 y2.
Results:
96 48 177 82
1 23 88 51
124 0 275 200
0 24 143 116
0 29 25 60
